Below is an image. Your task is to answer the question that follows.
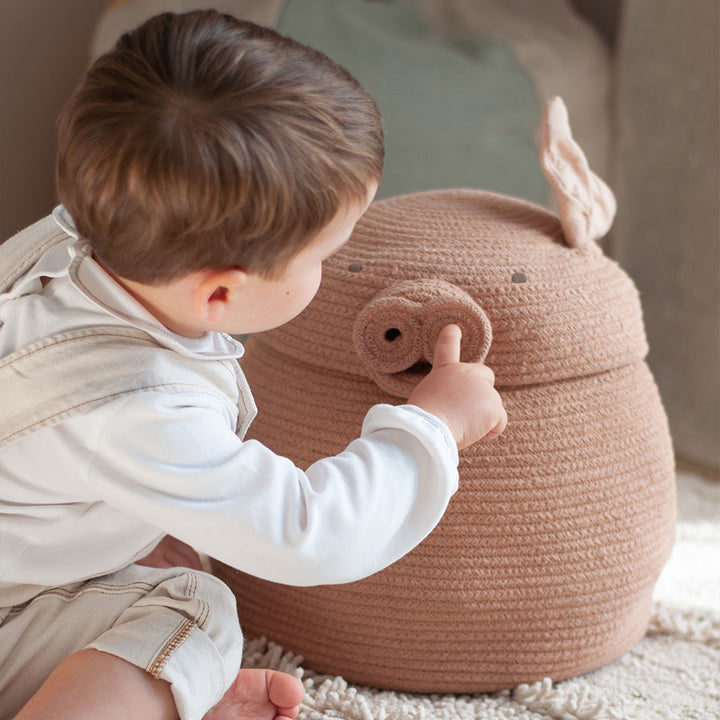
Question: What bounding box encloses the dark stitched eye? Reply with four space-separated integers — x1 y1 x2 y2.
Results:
511 272 527 284
348 263 363 273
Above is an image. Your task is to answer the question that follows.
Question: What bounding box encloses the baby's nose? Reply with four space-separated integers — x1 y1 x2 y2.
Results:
353 279 492 397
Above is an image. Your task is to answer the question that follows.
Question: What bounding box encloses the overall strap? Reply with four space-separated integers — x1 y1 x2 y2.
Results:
0 214 69 295
0 326 256 449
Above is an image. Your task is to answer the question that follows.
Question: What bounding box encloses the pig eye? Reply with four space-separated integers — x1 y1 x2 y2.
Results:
348 263 363 273
511 271 528 284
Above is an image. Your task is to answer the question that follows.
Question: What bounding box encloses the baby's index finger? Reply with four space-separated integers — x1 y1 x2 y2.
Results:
432 324 462 367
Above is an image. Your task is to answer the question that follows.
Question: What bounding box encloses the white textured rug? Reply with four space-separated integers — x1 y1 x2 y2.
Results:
242 473 720 720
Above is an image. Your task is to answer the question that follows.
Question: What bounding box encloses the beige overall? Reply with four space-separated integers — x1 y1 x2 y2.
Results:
0 214 253 720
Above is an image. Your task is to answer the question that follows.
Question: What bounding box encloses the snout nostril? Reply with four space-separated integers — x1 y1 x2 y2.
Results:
385 328 402 342
405 359 432 376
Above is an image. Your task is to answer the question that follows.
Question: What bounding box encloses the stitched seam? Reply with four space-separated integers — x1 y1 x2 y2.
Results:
188 572 210 630
147 618 196 679
183 571 209 630
29 581 156 604
0 330 157 369
196 592 210 629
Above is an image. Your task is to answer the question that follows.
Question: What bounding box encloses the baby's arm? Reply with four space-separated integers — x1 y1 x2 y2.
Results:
86 328 505 587
91 394 457 586
135 325 505 574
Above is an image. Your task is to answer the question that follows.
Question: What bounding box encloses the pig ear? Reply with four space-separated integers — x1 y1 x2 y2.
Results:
540 97 616 248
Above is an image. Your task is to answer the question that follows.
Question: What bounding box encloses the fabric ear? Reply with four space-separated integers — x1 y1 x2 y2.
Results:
540 97 616 248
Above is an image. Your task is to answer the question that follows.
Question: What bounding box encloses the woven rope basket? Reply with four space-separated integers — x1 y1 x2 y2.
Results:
212 100 676 692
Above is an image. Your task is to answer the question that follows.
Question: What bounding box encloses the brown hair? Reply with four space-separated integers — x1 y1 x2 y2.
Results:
55 11 383 284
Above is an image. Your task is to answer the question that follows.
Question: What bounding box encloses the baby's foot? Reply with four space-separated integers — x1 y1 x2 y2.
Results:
204 668 304 720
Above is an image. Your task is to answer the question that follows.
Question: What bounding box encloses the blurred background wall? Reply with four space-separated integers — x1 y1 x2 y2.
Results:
0 0 108 239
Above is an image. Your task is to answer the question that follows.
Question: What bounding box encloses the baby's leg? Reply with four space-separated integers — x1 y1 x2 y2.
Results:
14 649 177 720
14 651 304 720
0 565 245 719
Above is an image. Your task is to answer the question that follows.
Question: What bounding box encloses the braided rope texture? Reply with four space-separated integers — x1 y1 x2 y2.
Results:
213 188 676 693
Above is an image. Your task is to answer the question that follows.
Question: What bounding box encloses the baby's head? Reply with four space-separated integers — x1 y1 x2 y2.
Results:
55 10 383 286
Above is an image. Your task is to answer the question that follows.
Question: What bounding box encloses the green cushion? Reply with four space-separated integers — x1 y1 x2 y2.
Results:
277 0 545 204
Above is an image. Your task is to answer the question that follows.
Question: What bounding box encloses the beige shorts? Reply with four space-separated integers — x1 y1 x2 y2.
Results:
0 564 243 720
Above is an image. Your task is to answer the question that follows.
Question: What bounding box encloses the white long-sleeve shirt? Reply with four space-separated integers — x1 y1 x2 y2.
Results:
0 211 458 592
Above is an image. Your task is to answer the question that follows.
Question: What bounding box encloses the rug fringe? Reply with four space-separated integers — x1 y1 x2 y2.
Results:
512 677 607 720
649 602 720 646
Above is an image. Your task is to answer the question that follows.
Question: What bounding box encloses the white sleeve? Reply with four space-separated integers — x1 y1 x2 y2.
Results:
88 391 458 586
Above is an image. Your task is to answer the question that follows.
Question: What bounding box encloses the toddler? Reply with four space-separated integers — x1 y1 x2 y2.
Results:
0 11 506 720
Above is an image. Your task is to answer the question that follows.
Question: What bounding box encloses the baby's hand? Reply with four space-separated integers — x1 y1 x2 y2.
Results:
408 324 507 450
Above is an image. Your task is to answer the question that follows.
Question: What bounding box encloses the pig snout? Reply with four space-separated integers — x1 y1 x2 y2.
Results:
353 279 492 397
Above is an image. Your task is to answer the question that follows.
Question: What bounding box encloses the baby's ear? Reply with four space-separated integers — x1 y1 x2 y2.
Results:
195 268 246 323
540 97 616 248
